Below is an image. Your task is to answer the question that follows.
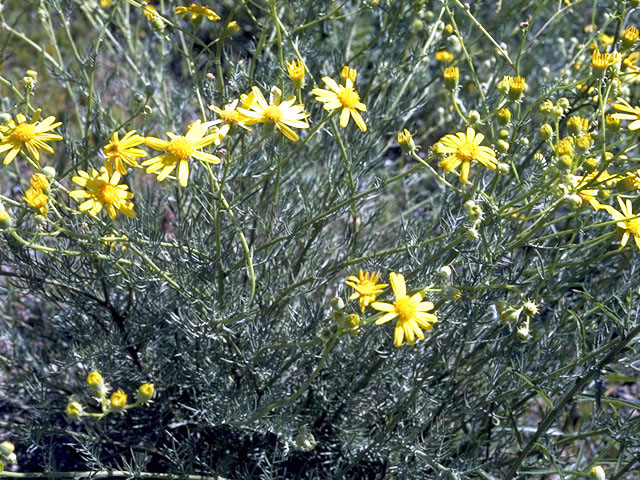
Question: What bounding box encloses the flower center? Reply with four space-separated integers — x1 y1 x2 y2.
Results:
97 182 119 204
337 87 360 109
626 219 640 236
263 105 283 123
456 142 477 161
167 136 195 160
220 109 240 124
12 123 36 143
356 280 378 296
104 142 121 158
394 295 417 323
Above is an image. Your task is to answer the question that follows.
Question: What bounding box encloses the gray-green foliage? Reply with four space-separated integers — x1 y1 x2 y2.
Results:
1 0 640 478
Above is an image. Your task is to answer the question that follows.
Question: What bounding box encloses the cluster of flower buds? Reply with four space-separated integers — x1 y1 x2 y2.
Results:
0 441 17 472
65 370 155 420
497 299 540 342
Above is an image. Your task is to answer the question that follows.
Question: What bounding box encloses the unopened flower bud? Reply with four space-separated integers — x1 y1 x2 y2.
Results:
622 26 639 50
0 210 11 229
468 109 481 125
0 441 14 456
138 383 155 402
496 139 510 153
397 129 416 153
330 297 345 311
605 114 620 133
498 128 509 138
500 306 522 324
557 97 570 111
540 123 554 140
346 313 361 328
437 265 452 280
441 286 462 301
497 108 511 126
294 427 316 452
565 193 583 209
0 113 11 125
443 66 459 90
151 16 165 32
65 401 83 417
590 466 606 480
498 162 510 175
517 322 529 341
42 166 56 179
109 390 127 410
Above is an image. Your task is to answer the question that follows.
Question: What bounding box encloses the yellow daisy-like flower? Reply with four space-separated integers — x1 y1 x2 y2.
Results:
591 49 621 73
237 86 310 142
611 98 640 130
208 99 252 139
567 174 603 210
142 120 221 187
0 113 62 165
24 187 48 215
286 58 306 88
622 52 640 82
605 197 640 250
175 3 221 22
371 272 438 347
345 270 388 312
434 127 498 183
312 70 367 132
103 130 147 175
69 167 135 219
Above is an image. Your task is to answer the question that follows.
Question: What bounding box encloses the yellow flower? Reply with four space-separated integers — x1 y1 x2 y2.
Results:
345 270 388 312
86 370 104 387
605 197 640 250
599 33 615 46
30 173 50 192
507 76 526 101
24 187 48 214
237 86 310 142
208 99 252 138
0 113 62 165
622 52 640 82
611 98 640 130
143 4 158 21
555 137 574 156
434 127 498 183
443 66 459 90
175 3 221 22
142 120 221 187
434 50 454 62
103 130 147 175
138 382 155 402
69 167 135 219
567 174 604 210
591 49 620 73
109 389 127 409
622 26 639 49
312 71 367 132
341 66 357 83
286 58 306 88
371 272 438 347
397 129 415 153
100 0 112 7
